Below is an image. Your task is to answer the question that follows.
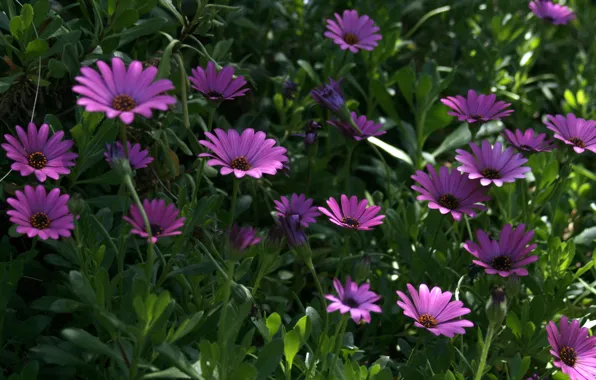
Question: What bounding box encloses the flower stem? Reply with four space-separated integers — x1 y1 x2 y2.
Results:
369 142 392 203
474 324 495 380
194 106 216 201
328 315 348 376
228 179 240 227
344 144 355 195
219 260 235 380
306 140 318 194
335 235 351 278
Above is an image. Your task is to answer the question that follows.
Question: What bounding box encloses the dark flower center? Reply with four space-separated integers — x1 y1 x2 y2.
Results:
206 90 224 100
342 217 360 228
30 212 51 229
343 33 359 45
491 255 512 271
230 156 251 171
28 151 47 169
150 223 163 236
519 144 537 152
544 16 555 23
438 194 459 210
569 137 585 148
481 168 501 179
418 313 438 328
559 346 577 367
471 114 484 121
343 297 360 308
112 95 136 111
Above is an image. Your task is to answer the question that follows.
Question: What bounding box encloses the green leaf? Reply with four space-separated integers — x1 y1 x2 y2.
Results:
61 328 123 364
168 311 204 343
30 344 89 368
157 39 179 79
293 315 311 343
283 330 301 370
119 17 168 46
33 0 49 25
48 58 68 78
114 8 139 31
370 79 400 122
0 74 19 94
255 339 283 380
368 137 413 166
297 60 319 84
166 128 193 155
25 39 49 59
564 89 577 108
9 16 23 39
424 104 453 137
62 43 80 76
69 271 96 304
20 360 39 379
108 0 117 16
229 363 257 380
156 343 202 380
20 4 34 30
574 227 596 246
50 298 82 313
416 74 433 106
212 39 234 61
372 368 393 380
39 17 63 38
266 313 281 339
394 66 416 108
432 123 471 157
506 312 522 339
444 370 456 380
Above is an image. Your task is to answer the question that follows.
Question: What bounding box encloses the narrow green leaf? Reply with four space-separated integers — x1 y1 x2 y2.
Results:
370 79 399 121
283 330 300 370
61 328 123 364
255 339 283 380
69 271 96 304
266 313 282 339
297 60 319 84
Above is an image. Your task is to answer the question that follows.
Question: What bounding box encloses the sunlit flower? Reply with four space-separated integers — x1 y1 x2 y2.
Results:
546 316 596 380
189 61 248 101
274 193 320 228
441 90 513 123
123 199 185 243
324 9 382 53
530 0 575 25
325 277 382 323
328 112 385 141
502 128 556 153
544 113 596 154
318 194 384 231
104 141 153 169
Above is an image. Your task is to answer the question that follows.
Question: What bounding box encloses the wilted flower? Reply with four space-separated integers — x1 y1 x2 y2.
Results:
502 128 556 153
529 0 575 25
189 61 248 101
325 276 382 324
274 193 320 228
318 194 385 231
440 90 513 123
328 112 386 141
324 9 382 53
310 78 345 113
229 225 261 252
546 316 596 380
544 113 596 154
123 199 185 243
105 141 153 170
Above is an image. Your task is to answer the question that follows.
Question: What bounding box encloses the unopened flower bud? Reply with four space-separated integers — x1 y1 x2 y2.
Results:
486 286 507 325
506 275 521 298
68 194 85 216
105 142 132 178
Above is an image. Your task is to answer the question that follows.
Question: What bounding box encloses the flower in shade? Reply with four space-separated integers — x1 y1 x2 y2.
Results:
199 128 288 179
529 0 575 25
6 185 74 240
546 316 596 380
455 141 531 187
440 90 513 123
324 10 382 53
2 123 77 182
502 128 556 153
318 194 384 231
411 164 490 221
293 120 321 146
396 284 474 338
123 199 185 243
274 193 320 228
328 112 386 141
310 78 345 112
464 224 538 277
526 374 542 380
73 57 176 124
104 141 153 169
544 113 596 154
282 80 298 100
189 61 248 101
229 225 261 252
325 277 381 324
277 214 308 248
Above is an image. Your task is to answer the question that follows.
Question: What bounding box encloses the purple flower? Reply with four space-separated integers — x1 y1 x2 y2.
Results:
411 164 490 221
274 193 320 228
293 120 321 146
2 123 77 182
544 113 596 154
277 214 308 248
502 128 556 153
324 9 382 53
464 224 538 277
318 194 384 231
189 61 248 101
396 284 474 338
440 90 514 123
325 277 382 324
229 225 261 252
123 199 185 243
73 57 176 125
104 141 153 169
328 112 386 141
530 0 575 25
310 78 345 112
199 128 288 179
455 141 531 187
282 80 298 100
546 316 596 380
6 185 74 240
527 374 543 380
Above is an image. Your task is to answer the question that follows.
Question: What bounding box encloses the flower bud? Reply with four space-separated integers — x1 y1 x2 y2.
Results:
105 142 132 178
68 194 85 216
310 78 345 112
282 80 298 100
506 275 521 298
486 286 507 326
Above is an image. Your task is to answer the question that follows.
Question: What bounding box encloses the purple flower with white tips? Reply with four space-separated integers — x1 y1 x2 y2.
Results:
324 9 382 53
325 277 382 324
502 128 556 153
274 193 320 228
441 90 513 124
318 194 384 231
544 113 596 154
189 61 248 101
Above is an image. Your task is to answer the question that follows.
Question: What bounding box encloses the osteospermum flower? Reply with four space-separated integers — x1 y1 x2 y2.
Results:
318 194 384 231
73 57 176 124
104 141 153 169
328 112 386 141
455 141 531 187
123 199 185 243
277 214 308 248
502 128 556 153
396 284 474 338
310 78 345 112
324 9 382 53
464 224 538 277
199 128 288 179
6 185 74 240
544 114 596 154
530 0 575 25
189 61 248 101
411 164 490 221
274 193 320 228
2 123 77 182
325 277 382 324
546 316 596 380
229 225 261 252
440 90 513 123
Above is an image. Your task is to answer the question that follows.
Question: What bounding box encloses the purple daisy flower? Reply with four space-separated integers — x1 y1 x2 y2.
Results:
324 9 382 53
189 61 248 101
2 123 77 182
73 57 177 125
440 90 514 124
277 214 308 248
396 284 474 338
199 128 288 179
104 141 153 169
6 185 74 240
274 193 320 228
464 224 538 277
546 316 596 380
310 78 345 112
411 164 490 221
318 194 384 231
544 113 596 154
229 225 261 252
328 112 386 141
325 276 382 324
123 199 185 243
455 141 531 187
502 128 557 153
530 0 575 25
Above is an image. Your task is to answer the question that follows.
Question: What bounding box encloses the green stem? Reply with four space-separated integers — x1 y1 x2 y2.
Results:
119 122 129 156
194 106 216 201
474 324 495 380
228 180 240 227
328 316 348 377
415 111 427 168
175 53 191 133
306 140 318 194
369 142 392 203
344 144 355 195
219 260 235 380
520 181 528 224
335 235 351 278
406 335 423 365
